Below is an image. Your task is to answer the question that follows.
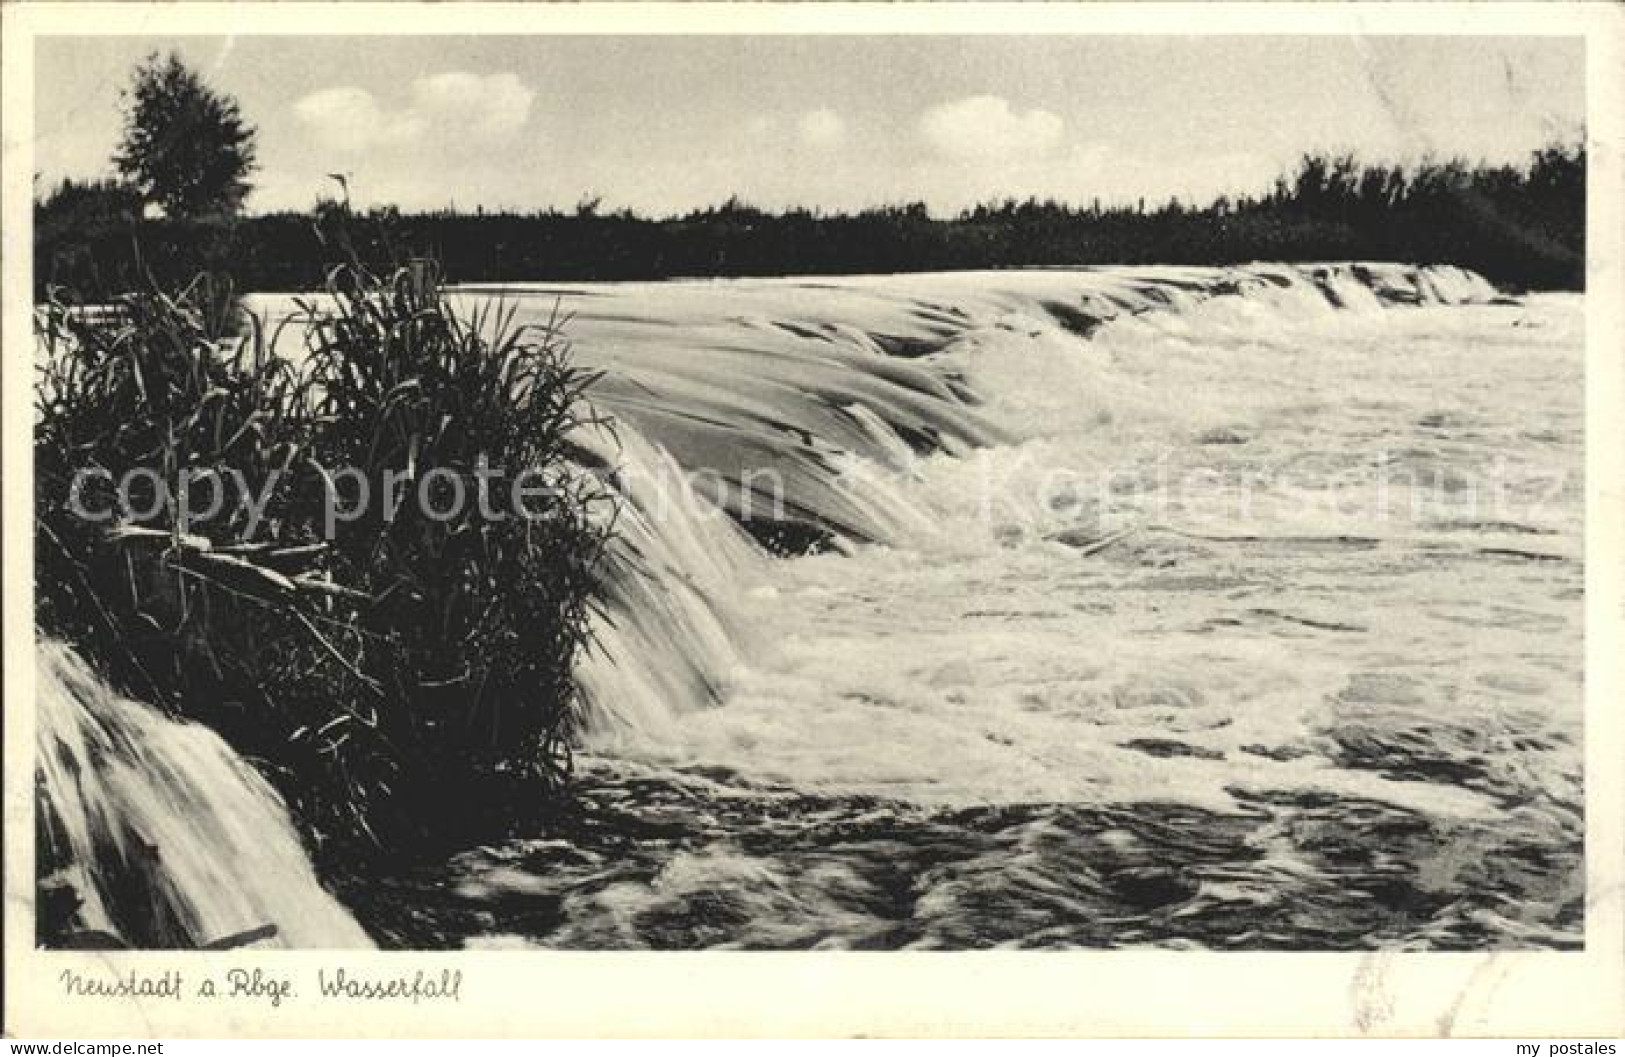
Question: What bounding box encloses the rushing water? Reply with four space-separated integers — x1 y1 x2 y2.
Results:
41 265 1579 950
347 264 1584 951
36 641 373 949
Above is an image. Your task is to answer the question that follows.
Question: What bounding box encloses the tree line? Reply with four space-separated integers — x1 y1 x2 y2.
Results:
35 142 1585 298
35 51 1586 298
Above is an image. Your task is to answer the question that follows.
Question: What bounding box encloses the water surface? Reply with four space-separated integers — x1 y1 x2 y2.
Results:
354 267 1584 950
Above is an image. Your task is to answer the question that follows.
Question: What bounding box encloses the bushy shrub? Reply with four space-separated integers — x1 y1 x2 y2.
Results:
35 260 614 856
293 259 615 844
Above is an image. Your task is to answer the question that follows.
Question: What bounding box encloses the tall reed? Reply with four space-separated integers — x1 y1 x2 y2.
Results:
35 258 615 857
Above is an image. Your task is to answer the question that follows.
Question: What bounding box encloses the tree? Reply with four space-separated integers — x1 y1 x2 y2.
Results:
113 52 257 217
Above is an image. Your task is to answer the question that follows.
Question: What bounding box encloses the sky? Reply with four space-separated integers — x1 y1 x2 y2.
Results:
34 35 1585 217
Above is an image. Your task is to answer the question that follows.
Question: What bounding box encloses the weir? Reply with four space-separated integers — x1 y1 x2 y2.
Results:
540 263 1499 740
39 264 1503 945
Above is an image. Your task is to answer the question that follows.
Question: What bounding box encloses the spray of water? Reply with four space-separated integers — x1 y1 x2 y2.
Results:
36 641 373 948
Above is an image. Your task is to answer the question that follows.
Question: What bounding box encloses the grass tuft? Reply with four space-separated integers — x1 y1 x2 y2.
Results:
35 255 615 856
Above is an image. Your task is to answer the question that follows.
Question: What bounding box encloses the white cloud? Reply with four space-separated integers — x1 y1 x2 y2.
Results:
294 72 534 153
797 108 846 149
410 72 534 142
294 87 415 151
918 95 1065 162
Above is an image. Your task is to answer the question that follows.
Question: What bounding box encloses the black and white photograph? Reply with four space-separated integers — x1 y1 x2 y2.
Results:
6 0 1623 1040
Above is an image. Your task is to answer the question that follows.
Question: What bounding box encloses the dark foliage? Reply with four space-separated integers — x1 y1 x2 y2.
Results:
34 259 614 858
113 51 258 218
33 178 145 295
38 143 1585 299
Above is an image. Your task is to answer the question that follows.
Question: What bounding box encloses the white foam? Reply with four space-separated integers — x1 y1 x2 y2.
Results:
36 641 373 948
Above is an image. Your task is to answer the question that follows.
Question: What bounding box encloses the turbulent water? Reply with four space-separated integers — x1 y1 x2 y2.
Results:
36 641 373 948
44 264 1580 951
350 264 1585 951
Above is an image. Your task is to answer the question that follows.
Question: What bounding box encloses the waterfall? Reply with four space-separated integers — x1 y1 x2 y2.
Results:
50 260 1492 938
35 641 373 949
557 262 1502 743
571 424 769 743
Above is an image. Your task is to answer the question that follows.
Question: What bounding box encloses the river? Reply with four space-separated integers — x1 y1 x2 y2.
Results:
348 265 1584 950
